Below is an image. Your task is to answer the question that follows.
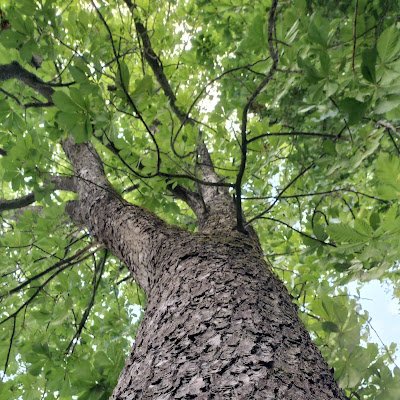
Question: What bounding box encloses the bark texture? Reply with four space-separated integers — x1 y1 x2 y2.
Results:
112 236 344 399
63 139 347 400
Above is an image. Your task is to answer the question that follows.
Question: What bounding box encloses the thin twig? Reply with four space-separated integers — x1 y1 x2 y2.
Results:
0 88 22 105
236 0 279 232
0 250 96 326
0 244 96 300
247 131 341 144
242 188 388 202
2 316 16 378
246 162 314 226
262 216 336 246
352 0 359 72
92 1 162 175
65 250 107 355
363 315 400 369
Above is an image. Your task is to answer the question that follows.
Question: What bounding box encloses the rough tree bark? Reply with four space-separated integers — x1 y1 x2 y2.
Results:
62 138 347 400
0 3 347 396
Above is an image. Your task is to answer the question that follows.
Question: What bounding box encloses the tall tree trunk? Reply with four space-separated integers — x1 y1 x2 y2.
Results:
63 139 346 399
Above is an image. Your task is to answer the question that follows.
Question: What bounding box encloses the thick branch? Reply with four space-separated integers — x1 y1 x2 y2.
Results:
123 0 187 124
49 175 77 192
191 143 238 232
167 183 205 217
0 193 35 212
62 138 179 294
0 61 54 102
121 3 238 232
135 22 187 124
0 177 75 213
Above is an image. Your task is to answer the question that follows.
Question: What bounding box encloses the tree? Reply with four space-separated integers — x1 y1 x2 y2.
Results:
0 0 400 398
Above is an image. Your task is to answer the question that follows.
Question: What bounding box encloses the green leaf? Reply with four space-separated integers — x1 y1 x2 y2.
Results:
297 56 322 83
133 75 153 100
319 51 330 76
369 212 380 230
377 26 400 63
52 91 81 113
339 98 368 125
375 95 400 114
321 321 340 333
308 13 329 47
243 14 266 52
375 153 400 200
57 111 80 130
116 60 130 89
327 224 368 243
94 351 113 369
313 224 328 241
361 48 377 83
354 219 373 237
69 65 88 83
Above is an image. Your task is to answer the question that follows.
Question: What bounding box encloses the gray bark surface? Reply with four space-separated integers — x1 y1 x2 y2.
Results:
63 139 347 400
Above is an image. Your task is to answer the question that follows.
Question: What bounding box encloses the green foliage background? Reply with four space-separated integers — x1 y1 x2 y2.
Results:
0 0 400 398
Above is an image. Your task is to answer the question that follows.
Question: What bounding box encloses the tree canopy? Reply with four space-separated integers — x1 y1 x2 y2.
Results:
0 0 400 399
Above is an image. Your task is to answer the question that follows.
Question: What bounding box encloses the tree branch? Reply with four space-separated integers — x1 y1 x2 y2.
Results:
236 0 279 232
0 87 21 105
0 250 95 326
376 120 400 154
0 193 35 213
246 162 314 226
0 61 54 102
352 0 359 73
258 217 335 246
247 131 341 144
2 316 16 378
133 18 187 124
167 183 205 217
243 188 388 203
65 250 107 355
62 137 182 294
376 120 400 136
123 0 187 124
92 2 162 175
0 177 75 213
0 244 97 301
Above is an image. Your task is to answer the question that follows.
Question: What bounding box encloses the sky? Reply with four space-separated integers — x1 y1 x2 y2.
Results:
348 280 400 364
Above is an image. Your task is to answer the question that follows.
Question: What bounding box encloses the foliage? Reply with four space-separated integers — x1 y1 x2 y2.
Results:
0 0 399 398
